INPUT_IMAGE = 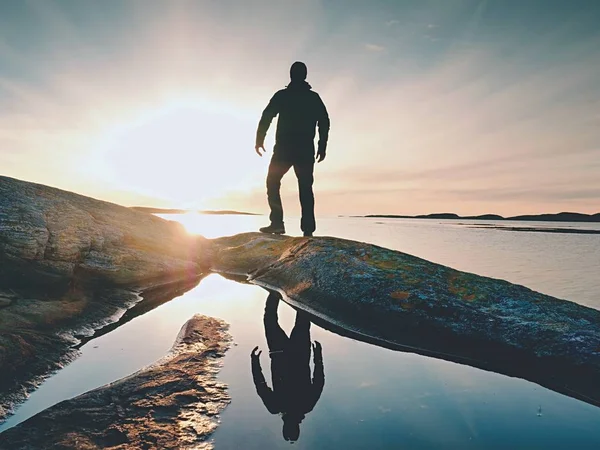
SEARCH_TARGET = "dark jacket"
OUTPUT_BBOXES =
[256,81,330,158]
[252,351,324,417]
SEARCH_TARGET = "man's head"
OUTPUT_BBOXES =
[282,413,304,442]
[290,61,307,82]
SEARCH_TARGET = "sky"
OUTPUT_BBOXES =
[1,0,599,216]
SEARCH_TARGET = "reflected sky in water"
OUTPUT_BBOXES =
[2,216,600,448]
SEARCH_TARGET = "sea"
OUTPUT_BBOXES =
[1,214,599,449]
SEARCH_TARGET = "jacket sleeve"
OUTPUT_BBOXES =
[251,356,280,414]
[256,92,280,147]
[306,352,325,413]
[316,94,330,153]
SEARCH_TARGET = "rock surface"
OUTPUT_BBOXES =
[0,176,208,421]
[0,314,231,450]
[210,232,600,407]
[0,175,207,289]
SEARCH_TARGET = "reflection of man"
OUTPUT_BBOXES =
[251,292,325,443]
[255,61,330,237]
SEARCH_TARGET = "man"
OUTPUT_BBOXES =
[251,292,324,443]
[255,61,330,237]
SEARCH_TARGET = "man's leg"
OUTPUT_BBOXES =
[264,292,289,353]
[263,292,288,395]
[289,312,312,386]
[293,161,316,235]
[266,155,292,228]
[289,312,311,360]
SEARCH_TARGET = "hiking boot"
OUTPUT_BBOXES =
[259,224,286,235]
[303,232,313,237]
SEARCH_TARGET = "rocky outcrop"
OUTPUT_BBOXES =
[0,315,231,450]
[2,173,600,445]
[210,233,600,408]
[0,176,208,289]
[0,176,209,421]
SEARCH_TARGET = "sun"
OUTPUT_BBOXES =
[86,98,264,208]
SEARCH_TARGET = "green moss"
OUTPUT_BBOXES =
[390,290,410,300]
[362,250,416,272]
[447,271,485,302]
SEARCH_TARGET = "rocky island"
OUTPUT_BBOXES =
[1,175,599,448]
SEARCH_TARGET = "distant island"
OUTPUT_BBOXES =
[131,207,259,216]
[360,212,600,223]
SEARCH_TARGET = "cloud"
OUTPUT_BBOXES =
[364,43,385,52]
[1,0,599,215]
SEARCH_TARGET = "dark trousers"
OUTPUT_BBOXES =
[264,293,311,359]
[266,153,315,234]
[264,293,312,392]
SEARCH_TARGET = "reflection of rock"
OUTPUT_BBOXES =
[0,279,202,422]
[210,233,600,408]
[0,315,231,450]
[0,176,209,421]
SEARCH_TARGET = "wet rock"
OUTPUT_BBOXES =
[0,176,209,422]
[0,279,202,422]
[0,315,231,450]
[210,233,600,408]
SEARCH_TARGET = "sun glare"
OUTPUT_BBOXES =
[160,212,263,238]
[86,98,263,209]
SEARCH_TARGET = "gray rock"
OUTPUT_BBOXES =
[0,315,231,450]
[0,175,208,289]
[0,176,209,422]
[210,233,600,408]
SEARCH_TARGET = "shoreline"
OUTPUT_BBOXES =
[359,212,600,223]
[466,225,600,235]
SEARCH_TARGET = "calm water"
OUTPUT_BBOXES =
[1,215,599,449]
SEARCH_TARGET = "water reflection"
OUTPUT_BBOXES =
[251,292,325,443]
[3,273,599,448]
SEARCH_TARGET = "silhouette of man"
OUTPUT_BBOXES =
[255,61,330,237]
[251,292,325,443]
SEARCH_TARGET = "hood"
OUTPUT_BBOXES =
[286,80,312,90]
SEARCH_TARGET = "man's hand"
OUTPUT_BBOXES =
[312,341,323,361]
[251,346,262,360]
[316,149,326,163]
[255,145,266,157]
